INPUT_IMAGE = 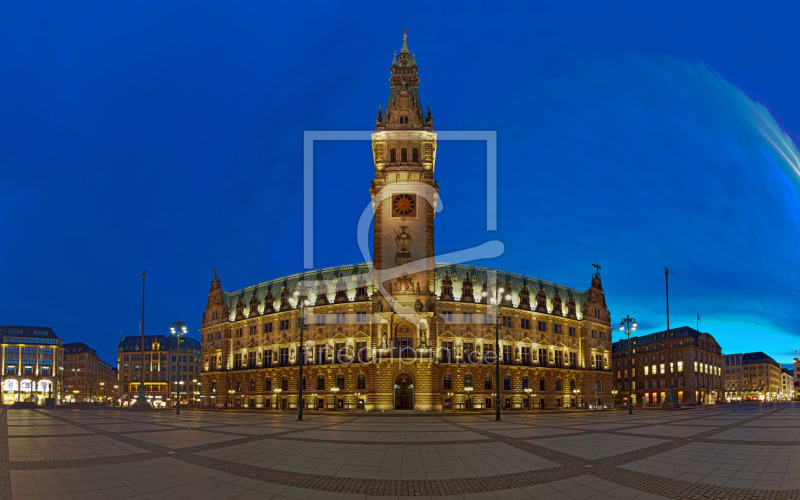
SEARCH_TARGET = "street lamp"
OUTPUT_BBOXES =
[228,388,235,408]
[113,385,119,406]
[572,388,580,408]
[292,290,315,421]
[482,276,511,422]
[620,315,637,415]
[170,320,188,415]
[331,386,340,410]
[611,389,618,409]
[524,387,533,412]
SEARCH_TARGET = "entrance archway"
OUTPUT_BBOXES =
[394,373,414,410]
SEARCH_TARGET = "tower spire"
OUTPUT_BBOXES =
[401,30,409,53]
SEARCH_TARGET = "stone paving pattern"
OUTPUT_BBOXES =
[2,403,800,499]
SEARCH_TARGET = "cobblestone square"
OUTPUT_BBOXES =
[2,403,799,499]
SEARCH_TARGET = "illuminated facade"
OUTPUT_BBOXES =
[117,335,201,408]
[199,35,614,411]
[612,326,724,406]
[780,368,793,401]
[63,342,115,403]
[724,352,781,402]
[0,326,63,405]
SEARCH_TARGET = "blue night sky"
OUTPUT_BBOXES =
[1,2,799,366]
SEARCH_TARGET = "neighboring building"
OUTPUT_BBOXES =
[780,368,793,401]
[63,342,116,403]
[117,335,201,408]
[199,34,615,412]
[0,326,63,405]
[612,326,724,406]
[724,352,781,401]
[794,358,800,400]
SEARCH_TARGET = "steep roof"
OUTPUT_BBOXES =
[612,326,717,351]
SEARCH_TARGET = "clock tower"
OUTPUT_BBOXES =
[371,33,437,320]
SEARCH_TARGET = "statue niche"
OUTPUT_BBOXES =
[395,225,412,266]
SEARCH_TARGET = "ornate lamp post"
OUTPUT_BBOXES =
[291,290,315,421]
[170,320,188,415]
[620,315,637,415]
[611,389,618,409]
[524,387,533,412]
[482,277,510,422]
[228,388,235,408]
[572,388,581,408]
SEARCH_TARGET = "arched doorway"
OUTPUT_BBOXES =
[394,373,414,410]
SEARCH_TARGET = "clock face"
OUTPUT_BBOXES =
[392,194,416,217]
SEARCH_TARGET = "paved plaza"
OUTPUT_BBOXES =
[2,403,800,499]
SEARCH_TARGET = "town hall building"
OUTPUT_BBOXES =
[198,35,614,411]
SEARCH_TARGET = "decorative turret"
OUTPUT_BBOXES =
[535,282,548,313]
[566,292,578,319]
[334,274,348,304]
[519,281,531,310]
[552,289,563,317]
[202,268,228,327]
[235,293,245,321]
[279,282,292,310]
[355,271,369,301]
[263,286,275,314]
[249,288,260,317]
[479,280,489,304]
[461,273,474,302]
[375,32,431,132]
[315,273,329,305]
[582,262,611,325]
[501,279,513,307]
[440,271,453,301]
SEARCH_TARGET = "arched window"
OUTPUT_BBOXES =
[401,148,408,162]
[464,374,473,387]
[265,377,271,391]
[336,374,345,390]
[357,373,366,390]
[249,378,255,391]
[503,375,511,391]
[569,378,576,391]
[522,376,529,389]
[281,376,288,391]
[390,148,396,162]
[539,377,546,391]
[443,373,452,390]
[211,379,217,392]
[412,148,419,162]
[555,378,562,392]
[317,375,325,390]
[484,374,493,390]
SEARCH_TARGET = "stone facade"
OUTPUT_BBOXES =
[63,342,115,403]
[612,326,724,406]
[199,35,614,411]
[724,352,782,402]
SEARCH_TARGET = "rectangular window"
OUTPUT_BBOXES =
[264,323,273,333]
[441,311,453,323]
[538,349,547,366]
[502,316,512,327]
[644,366,649,376]
[280,348,289,366]
[502,345,513,364]
[537,321,547,332]
[553,324,562,334]
[554,351,562,368]
[568,326,576,336]
[570,352,577,368]
[463,343,475,363]
[520,318,530,329]
[336,313,346,324]
[463,312,473,323]
[356,311,367,323]
[315,345,326,364]
[520,346,531,365]
[279,319,290,330]
[316,314,328,325]
[596,354,603,369]
[660,363,665,374]
[441,342,454,362]
[356,341,367,360]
